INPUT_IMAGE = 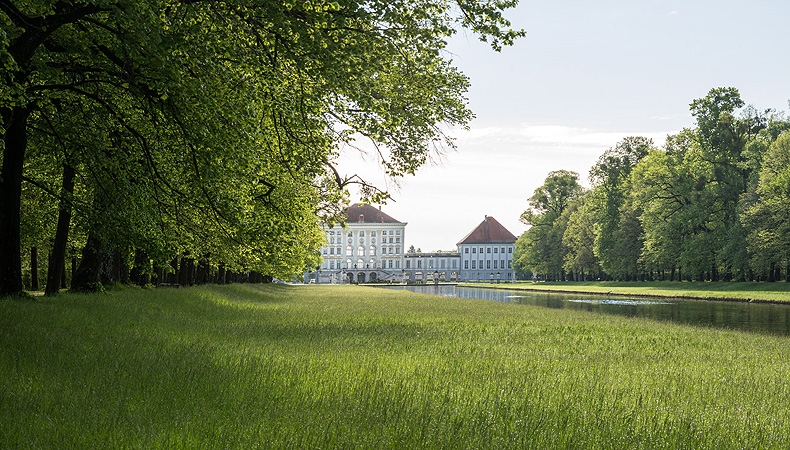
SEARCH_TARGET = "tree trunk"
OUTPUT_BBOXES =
[167,257,178,284]
[218,264,226,284]
[71,233,105,292]
[0,107,31,296]
[71,257,77,288]
[30,247,39,291]
[130,249,150,287]
[178,255,189,286]
[195,257,210,285]
[45,163,76,295]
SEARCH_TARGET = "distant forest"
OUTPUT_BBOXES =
[513,87,790,282]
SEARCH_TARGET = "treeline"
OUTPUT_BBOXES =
[1,1,523,296]
[514,88,790,282]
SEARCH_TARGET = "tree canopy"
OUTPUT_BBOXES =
[1,0,524,295]
[515,88,790,282]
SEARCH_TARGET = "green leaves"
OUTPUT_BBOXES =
[2,0,525,292]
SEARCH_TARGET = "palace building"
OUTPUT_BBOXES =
[307,205,517,283]
[313,203,407,284]
[457,215,517,282]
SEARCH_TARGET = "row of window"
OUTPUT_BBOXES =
[464,260,512,270]
[405,259,458,269]
[463,246,513,254]
[329,237,400,244]
[323,246,402,256]
[322,260,402,270]
[326,230,401,237]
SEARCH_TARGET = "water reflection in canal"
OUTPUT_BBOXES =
[377,284,790,336]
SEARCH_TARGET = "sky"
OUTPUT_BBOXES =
[336,0,790,251]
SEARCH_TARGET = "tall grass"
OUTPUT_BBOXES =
[2,284,790,448]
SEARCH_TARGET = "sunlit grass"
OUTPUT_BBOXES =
[473,280,790,303]
[2,284,790,448]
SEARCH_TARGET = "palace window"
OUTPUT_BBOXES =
[487,261,491,269]
[472,248,476,254]
[396,260,400,269]
[464,248,469,253]
[406,260,411,269]
[465,261,469,269]
[487,247,491,253]
[357,246,364,257]
[472,261,476,269]
[493,247,498,253]
[494,260,498,269]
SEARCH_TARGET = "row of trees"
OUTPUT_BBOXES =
[1,0,524,296]
[514,88,790,282]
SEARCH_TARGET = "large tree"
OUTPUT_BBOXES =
[588,136,652,279]
[1,0,524,295]
[514,170,583,280]
[742,131,790,280]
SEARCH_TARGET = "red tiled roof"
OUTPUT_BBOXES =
[343,203,403,224]
[457,216,516,245]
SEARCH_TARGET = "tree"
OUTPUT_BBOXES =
[561,194,599,280]
[742,131,790,280]
[1,0,525,295]
[588,137,652,279]
[514,170,583,280]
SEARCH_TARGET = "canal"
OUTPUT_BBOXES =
[376,284,790,336]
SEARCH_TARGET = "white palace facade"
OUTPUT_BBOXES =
[307,204,517,284]
[313,203,406,284]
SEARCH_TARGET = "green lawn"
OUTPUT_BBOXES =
[461,280,790,303]
[2,284,790,448]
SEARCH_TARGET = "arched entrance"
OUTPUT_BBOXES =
[358,272,366,283]
[347,272,354,283]
[369,272,378,283]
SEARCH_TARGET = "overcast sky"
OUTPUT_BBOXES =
[337,0,790,251]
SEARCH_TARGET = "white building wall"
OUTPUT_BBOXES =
[459,243,515,282]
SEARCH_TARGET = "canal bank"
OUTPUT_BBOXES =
[378,284,790,335]
[456,281,790,304]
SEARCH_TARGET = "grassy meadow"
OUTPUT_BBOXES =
[2,284,790,449]
[467,280,790,303]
